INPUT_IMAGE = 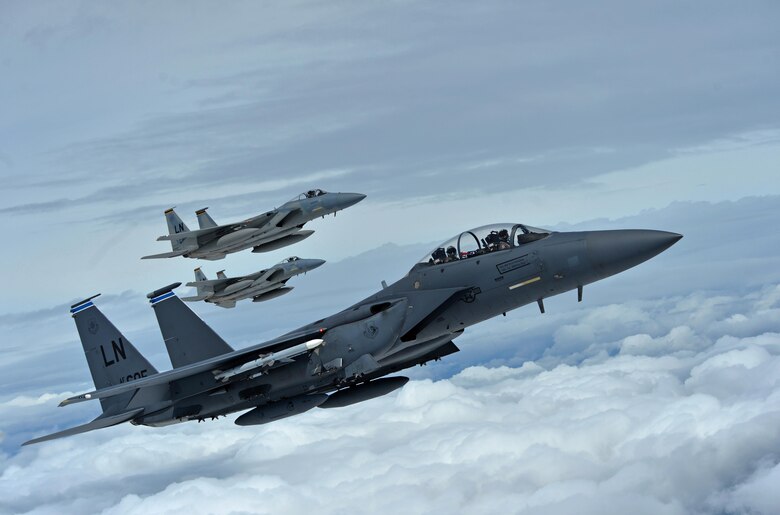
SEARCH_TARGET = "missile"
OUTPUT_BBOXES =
[213,338,324,382]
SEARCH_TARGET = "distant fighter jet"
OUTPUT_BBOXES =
[141,189,365,260]
[25,223,681,445]
[182,256,326,308]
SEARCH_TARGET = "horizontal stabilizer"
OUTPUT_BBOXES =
[155,225,225,241]
[185,279,231,288]
[141,249,195,259]
[59,327,329,406]
[181,294,213,302]
[22,408,143,446]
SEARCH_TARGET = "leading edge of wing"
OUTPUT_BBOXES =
[59,327,327,407]
[22,408,144,446]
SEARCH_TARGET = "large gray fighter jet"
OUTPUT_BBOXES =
[182,256,326,308]
[24,224,681,445]
[141,189,365,260]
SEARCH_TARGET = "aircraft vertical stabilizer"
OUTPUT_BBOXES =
[163,208,198,253]
[165,208,189,235]
[196,207,218,229]
[194,267,208,282]
[148,284,234,368]
[70,295,159,414]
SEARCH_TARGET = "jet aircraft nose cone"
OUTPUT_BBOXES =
[586,230,682,278]
[339,192,367,208]
[307,259,326,270]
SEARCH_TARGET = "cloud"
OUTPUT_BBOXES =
[11,297,780,513]
[4,1,780,218]
[3,277,780,514]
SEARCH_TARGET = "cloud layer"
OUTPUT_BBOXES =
[2,282,779,515]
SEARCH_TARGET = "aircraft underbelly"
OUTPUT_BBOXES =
[194,226,301,258]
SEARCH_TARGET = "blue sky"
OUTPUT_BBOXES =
[1,2,780,514]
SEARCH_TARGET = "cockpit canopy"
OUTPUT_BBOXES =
[418,223,551,265]
[291,189,327,201]
[280,256,300,263]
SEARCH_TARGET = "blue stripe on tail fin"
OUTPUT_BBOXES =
[70,296,158,414]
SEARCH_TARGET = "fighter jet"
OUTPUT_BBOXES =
[24,223,681,445]
[141,189,365,260]
[182,256,326,308]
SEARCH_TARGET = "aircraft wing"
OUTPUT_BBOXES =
[22,408,144,446]
[59,327,326,407]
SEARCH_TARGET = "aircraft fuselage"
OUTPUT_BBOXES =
[136,228,681,426]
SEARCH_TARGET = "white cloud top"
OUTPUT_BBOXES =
[3,281,779,515]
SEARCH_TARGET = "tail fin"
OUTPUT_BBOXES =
[216,270,227,280]
[70,295,158,414]
[189,267,212,300]
[148,284,234,368]
[194,267,207,282]
[164,208,197,252]
[165,208,190,235]
[196,207,218,229]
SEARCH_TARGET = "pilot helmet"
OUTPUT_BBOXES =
[446,246,457,256]
[498,229,509,240]
[432,247,446,261]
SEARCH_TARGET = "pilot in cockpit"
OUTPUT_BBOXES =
[498,229,511,249]
[445,246,459,262]
[430,247,447,264]
[485,229,511,252]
